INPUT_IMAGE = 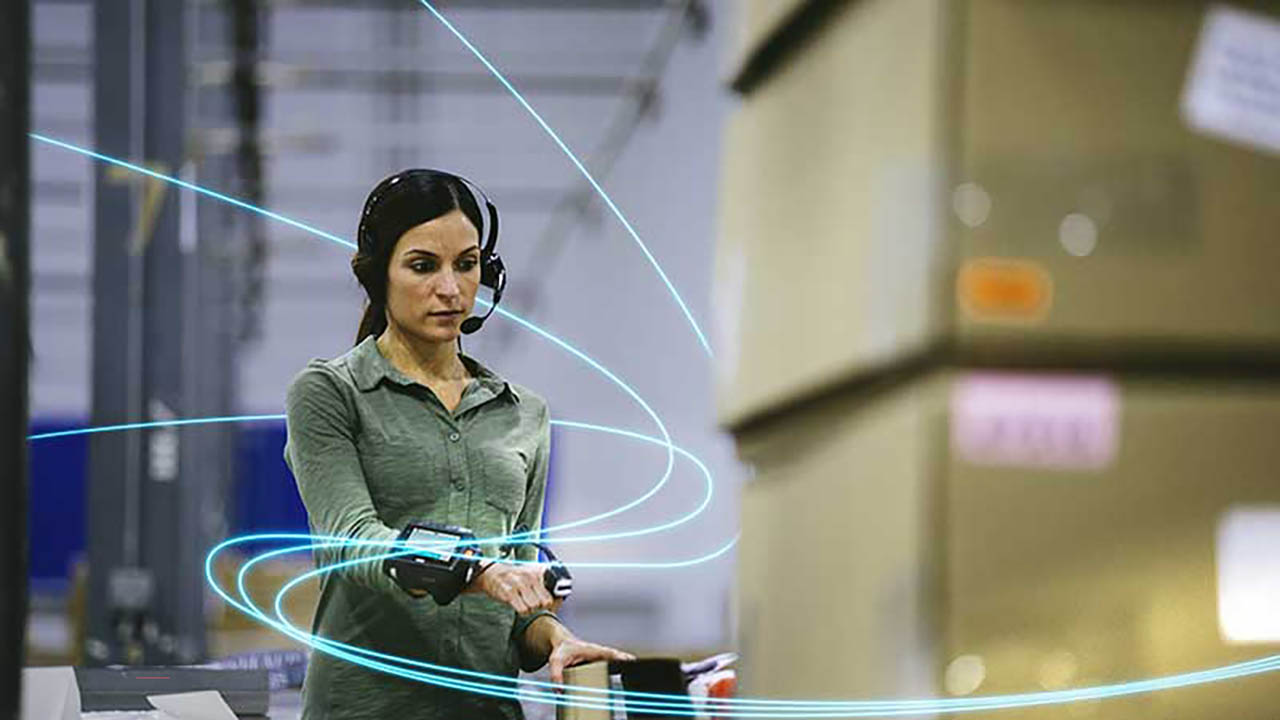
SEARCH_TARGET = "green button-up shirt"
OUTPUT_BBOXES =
[283,336,552,720]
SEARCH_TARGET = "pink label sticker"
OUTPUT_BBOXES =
[950,373,1120,471]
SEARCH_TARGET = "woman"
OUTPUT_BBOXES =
[284,169,632,719]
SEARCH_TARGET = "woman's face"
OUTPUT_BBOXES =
[383,208,481,344]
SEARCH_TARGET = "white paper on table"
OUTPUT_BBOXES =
[20,666,80,720]
[145,691,238,720]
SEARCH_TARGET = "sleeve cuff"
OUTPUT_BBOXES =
[512,609,561,672]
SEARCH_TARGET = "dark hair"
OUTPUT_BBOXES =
[351,171,485,345]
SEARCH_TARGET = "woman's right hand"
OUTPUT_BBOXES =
[471,562,557,614]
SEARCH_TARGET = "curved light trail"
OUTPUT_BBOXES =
[23,0,1280,715]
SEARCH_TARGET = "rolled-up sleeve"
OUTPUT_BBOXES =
[284,364,400,594]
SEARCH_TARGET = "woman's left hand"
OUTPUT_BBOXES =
[548,634,635,685]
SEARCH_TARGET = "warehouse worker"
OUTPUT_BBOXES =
[284,169,632,719]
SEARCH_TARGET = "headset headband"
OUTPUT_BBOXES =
[359,168,499,259]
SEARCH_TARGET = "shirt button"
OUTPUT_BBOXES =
[448,432,461,442]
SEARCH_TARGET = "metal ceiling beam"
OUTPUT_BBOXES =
[35,56,648,97]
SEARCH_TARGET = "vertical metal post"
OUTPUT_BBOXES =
[89,0,150,666]
[0,0,32,712]
[90,0,207,666]
[141,0,205,666]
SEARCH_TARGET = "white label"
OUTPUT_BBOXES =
[1217,507,1280,644]
[951,373,1119,471]
[149,399,179,482]
[1181,5,1280,156]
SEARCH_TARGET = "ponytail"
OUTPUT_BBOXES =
[355,300,387,346]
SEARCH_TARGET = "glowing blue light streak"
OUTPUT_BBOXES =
[28,0,1280,706]
[31,416,714,550]
[207,533,1280,717]
[201,428,1280,717]
[203,417,737,713]
[25,414,285,441]
[415,0,714,358]
[29,134,353,249]
[26,132,679,546]
[32,132,1280,718]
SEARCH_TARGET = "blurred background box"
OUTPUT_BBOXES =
[946,372,1280,719]
[734,371,946,701]
[715,0,951,426]
[725,0,813,78]
[715,0,1280,427]
[207,554,317,658]
[952,0,1280,364]
[734,369,1280,717]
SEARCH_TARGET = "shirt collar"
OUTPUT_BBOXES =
[348,335,520,403]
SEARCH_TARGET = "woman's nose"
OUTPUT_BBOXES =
[435,271,462,297]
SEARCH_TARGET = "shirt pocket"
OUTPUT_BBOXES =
[478,449,528,538]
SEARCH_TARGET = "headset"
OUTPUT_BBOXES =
[357,169,507,335]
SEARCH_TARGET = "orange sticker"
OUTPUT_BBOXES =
[958,258,1053,322]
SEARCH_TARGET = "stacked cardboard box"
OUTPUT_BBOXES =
[715,0,1280,425]
[720,1,1280,717]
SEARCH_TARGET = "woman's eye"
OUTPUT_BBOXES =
[457,258,478,272]
[410,261,437,273]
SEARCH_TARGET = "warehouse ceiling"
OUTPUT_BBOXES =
[29,0,710,413]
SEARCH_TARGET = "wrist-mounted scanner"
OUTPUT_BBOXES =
[383,521,572,605]
[383,522,481,605]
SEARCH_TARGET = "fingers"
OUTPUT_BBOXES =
[549,653,566,685]
[607,646,637,662]
[476,562,557,613]
[574,642,634,664]
[488,574,523,613]
[528,569,555,610]
[558,642,637,675]
[504,570,547,614]
[513,583,542,615]
[507,565,554,613]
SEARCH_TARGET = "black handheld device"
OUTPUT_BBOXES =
[384,522,573,604]
[382,522,482,605]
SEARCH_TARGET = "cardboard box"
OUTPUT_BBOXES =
[556,661,610,720]
[952,1,1280,362]
[734,373,946,700]
[734,371,1280,716]
[946,372,1280,719]
[725,0,813,81]
[715,0,950,426]
[714,0,1280,426]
